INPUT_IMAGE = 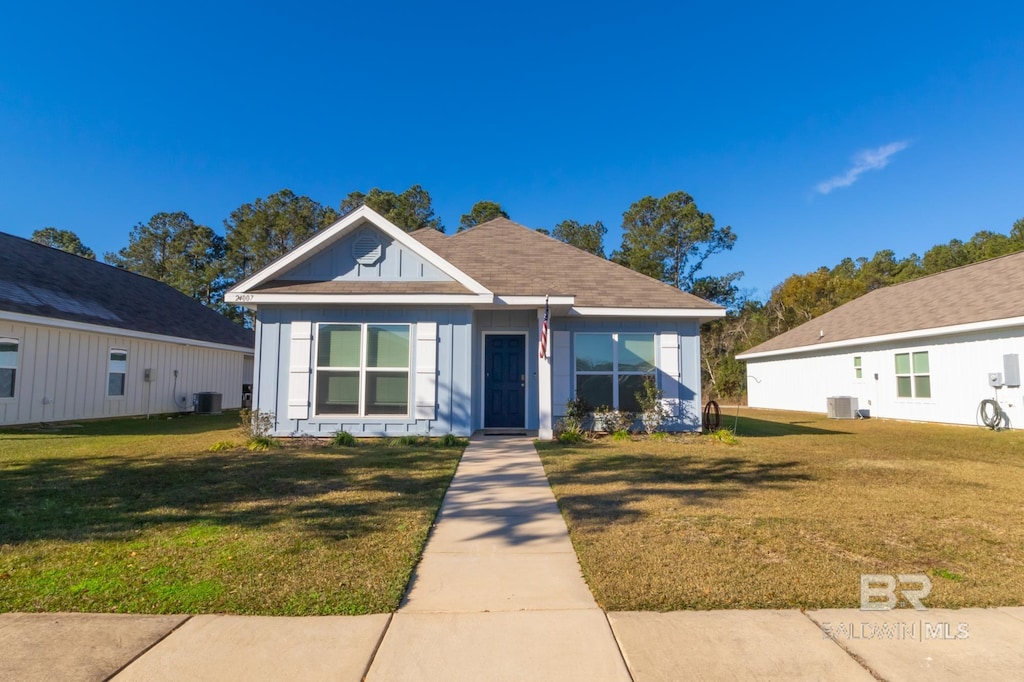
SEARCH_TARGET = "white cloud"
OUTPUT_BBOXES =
[815,141,910,194]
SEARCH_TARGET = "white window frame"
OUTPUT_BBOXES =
[0,337,19,401]
[108,348,128,398]
[313,322,412,418]
[853,355,863,381]
[573,332,656,411]
[895,350,930,399]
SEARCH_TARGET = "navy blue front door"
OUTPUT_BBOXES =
[484,335,526,428]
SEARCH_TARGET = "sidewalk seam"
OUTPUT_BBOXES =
[102,615,193,682]
[602,611,636,682]
[799,610,888,682]
[359,612,393,682]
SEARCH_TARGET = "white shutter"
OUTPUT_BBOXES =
[659,332,680,417]
[288,321,313,420]
[552,331,571,416]
[415,322,438,420]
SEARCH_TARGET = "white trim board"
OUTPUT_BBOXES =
[737,315,1024,361]
[227,205,492,296]
[226,293,494,307]
[0,310,253,354]
[570,307,725,319]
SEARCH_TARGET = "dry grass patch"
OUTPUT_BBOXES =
[0,414,462,615]
[537,409,1024,610]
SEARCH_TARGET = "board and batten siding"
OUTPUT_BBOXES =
[0,319,250,426]
[548,316,703,432]
[744,325,1024,428]
[254,306,473,437]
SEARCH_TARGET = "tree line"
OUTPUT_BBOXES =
[702,216,1024,400]
[30,186,738,325]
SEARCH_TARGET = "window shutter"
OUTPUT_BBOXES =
[552,331,571,416]
[288,322,313,420]
[659,332,680,417]
[415,322,438,420]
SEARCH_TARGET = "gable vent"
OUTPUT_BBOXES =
[353,232,384,266]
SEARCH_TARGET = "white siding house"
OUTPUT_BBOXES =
[0,232,254,426]
[737,251,1024,428]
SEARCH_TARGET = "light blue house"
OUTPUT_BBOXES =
[227,206,723,438]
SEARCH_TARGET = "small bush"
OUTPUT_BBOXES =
[434,434,468,448]
[649,431,669,441]
[247,436,282,451]
[331,431,357,447]
[611,430,631,441]
[709,428,738,445]
[558,430,585,444]
[208,440,238,452]
[388,435,424,447]
[594,405,634,434]
[635,377,669,435]
[240,409,275,440]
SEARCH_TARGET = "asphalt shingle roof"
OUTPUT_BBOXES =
[410,218,721,309]
[0,232,254,349]
[740,249,1024,357]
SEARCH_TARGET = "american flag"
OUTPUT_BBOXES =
[539,296,549,359]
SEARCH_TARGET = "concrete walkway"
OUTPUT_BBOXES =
[364,435,631,681]
[4,435,1024,681]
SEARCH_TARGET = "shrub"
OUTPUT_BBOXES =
[709,428,738,445]
[247,436,282,451]
[635,377,669,435]
[611,430,631,441]
[331,431,357,447]
[434,434,468,448]
[208,440,238,452]
[649,431,669,441]
[559,395,593,438]
[240,409,275,440]
[594,405,634,434]
[558,430,585,444]
[388,435,424,447]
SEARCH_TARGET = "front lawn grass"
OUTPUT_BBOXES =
[0,414,463,615]
[537,409,1024,611]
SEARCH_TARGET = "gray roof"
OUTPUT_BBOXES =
[739,249,1024,357]
[410,218,722,310]
[0,232,253,349]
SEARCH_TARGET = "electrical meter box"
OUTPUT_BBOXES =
[1003,354,1021,387]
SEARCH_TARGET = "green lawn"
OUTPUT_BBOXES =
[0,414,463,615]
[537,409,1024,611]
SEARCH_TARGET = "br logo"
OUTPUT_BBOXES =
[860,574,932,611]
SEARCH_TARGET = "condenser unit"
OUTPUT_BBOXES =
[827,396,858,420]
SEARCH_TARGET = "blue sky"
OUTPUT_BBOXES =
[2,2,1022,299]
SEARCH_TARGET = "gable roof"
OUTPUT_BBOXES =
[409,218,722,310]
[738,249,1024,359]
[229,205,490,296]
[0,232,253,350]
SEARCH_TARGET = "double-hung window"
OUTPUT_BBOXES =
[108,349,128,397]
[854,356,862,380]
[0,338,18,399]
[316,324,410,416]
[575,333,655,412]
[895,351,930,398]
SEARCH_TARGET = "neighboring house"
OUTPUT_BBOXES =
[737,251,1024,428]
[226,206,724,438]
[0,232,254,426]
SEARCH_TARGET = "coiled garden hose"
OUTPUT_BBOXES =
[702,400,721,432]
[978,399,1006,430]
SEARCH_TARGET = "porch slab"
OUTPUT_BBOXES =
[0,612,188,682]
[425,514,577,554]
[114,614,389,682]
[608,610,873,681]
[366,610,631,682]
[805,608,1024,681]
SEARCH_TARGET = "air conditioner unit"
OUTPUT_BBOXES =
[827,396,858,420]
